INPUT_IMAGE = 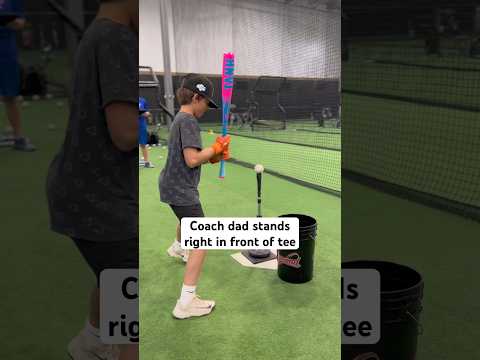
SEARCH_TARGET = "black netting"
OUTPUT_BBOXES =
[342,2,480,219]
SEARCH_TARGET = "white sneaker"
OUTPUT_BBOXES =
[172,295,216,319]
[0,136,14,147]
[67,329,120,360]
[167,240,189,262]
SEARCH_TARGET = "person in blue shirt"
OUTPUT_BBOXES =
[0,0,35,151]
[138,97,154,168]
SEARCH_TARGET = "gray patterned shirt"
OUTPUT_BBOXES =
[159,112,203,206]
[46,19,138,242]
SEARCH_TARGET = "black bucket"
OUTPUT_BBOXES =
[277,214,317,284]
[342,261,424,360]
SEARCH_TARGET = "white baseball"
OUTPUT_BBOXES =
[254,164,264,174]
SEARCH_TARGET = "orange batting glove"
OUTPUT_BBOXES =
[211,135,230,155]
[223,144,230,160]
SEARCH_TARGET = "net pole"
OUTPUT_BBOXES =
[159,0,175,129]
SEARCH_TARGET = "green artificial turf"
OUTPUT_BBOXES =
[19,49,71,92]
[158,125,341,193]
[342,40,480,210]
[1,99,95,358]
[343,59,480,110]
[342,93,480,208]
[200,122,341,150]
[202,131,341,193]
[344,40,480,112]
[349,40,480,68]
[140,149,341,360]
[342,179,480,359]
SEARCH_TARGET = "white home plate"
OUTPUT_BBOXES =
[231,252,278,270]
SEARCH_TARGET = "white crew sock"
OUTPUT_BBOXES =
[172,239,182,252]
[84,319,100,338]
[179,284,196,306]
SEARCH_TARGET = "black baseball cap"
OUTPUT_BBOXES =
[181,74,219,109]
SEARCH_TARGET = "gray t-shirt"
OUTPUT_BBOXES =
[159,112,203,206]
[46,19,138,242]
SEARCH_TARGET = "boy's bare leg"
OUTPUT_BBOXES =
[3,96,21,138]
[68,287,120,358]
[176,223,181,242]
[140,145,149,162]
[183,249,207,286]
[3,96,35,151]
[119,345,138,360]
[173,249,214,318]
[89,287,100,328]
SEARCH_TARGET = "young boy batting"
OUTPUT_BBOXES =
[159,74,230,319]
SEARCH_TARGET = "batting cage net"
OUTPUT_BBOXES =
[148,0,341,195]
[342,2,480,220]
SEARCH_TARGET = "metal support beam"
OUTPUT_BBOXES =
[48,0,85,36]
[159,0,175,128]
[52,0,85,98]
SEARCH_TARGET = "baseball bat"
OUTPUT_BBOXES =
[219,53,235,179]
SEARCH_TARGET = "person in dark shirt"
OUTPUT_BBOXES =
[46,1,139,359]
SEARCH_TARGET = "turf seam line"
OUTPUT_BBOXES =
[157,134,341,195]
[373,59,480,73]
[342,89,480,113]
[295,128,341,135]
[230,158,341,197]
[201,129,341,152]
[343,169,480,222]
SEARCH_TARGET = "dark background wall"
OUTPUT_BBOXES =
[139,74,340,124]
[19,0,99,50]
[343,0,480,37]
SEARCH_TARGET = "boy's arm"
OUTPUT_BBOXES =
[105,102,138,152]
[98,28,138,152]
[183,147,216,168]
[183,136,230,168]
